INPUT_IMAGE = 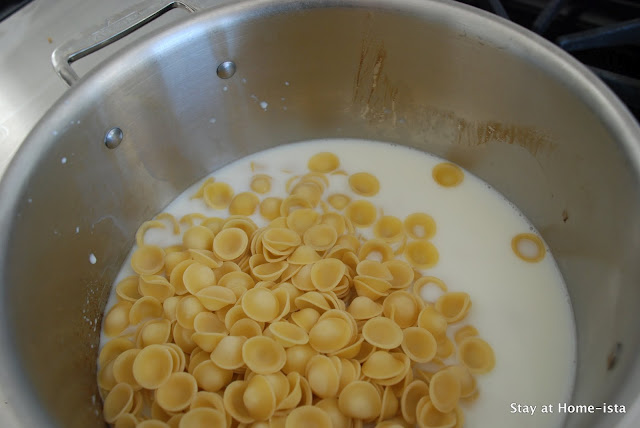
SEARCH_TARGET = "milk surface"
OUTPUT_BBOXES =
[101,139,576,427]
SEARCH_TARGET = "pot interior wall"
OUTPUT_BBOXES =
[1,1,639,427]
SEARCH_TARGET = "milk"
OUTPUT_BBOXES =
[101,139,576,427]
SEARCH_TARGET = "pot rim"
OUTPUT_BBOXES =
[0,0,639,426]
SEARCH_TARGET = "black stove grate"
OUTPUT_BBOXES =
[456,0,640,120]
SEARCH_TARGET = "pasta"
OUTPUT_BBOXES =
[432,162,464,187]
[98,150,495,428]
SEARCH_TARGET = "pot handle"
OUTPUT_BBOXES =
[51,0,204,86]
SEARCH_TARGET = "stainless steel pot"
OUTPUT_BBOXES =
[1,0,639,426]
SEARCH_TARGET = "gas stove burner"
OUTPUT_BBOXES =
[457,0,640,120]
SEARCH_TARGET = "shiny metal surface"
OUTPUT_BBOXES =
[51,0,205,86]
[1,0,640,427]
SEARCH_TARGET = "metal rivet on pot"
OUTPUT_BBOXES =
[104,127,123,149]
[216,61,236,79]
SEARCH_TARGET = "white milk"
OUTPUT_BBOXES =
[101,139,576,427]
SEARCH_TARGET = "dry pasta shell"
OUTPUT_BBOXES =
[337,358,358,393]
[376,418,411,428]
[362,351,406,380]
[316,397,351,428]
[223,380,255,424]
[138,420,170,428]
[242,336,286,375]
[131,245,165,275]
[116,276,142,302]
[230,318,263,338]
[457,337,495,374]
[182,263,216,295]
[453,325,479,344]
[379,386,399,423]
[359,239,394,263]
[103,302,132,337]
[187,349,210,374]
[268,322,309,348]
[242,287,280,323]
[383,260,414,289]
[99,338,135,367]
[213,260,241,279]
[183,225,215,251]
[277,372,302,410]
[132,344,173,389]
[287,246,321,265]
[169,259,195,295]
[348,296,383,320]
[162,296,181,322]
[338,381,381,420]
[416,401,457,428]
[129,296,162,325]
[196,286,237,311]
[432,162,464,188]
[418,306,448,342]
[435,292,471,323]
[190,390,226,412]
[308,152,340,173]
[175,296,206,330]
[261,372,289,409]
[428,369,461,413]
[291,264,315,291]
[356,260,393,280]
[114,413,137,428]
[259,197,283,221]
[98,359,117,392]
[250,174,272,194]
[362,317,403,350]
[294,291,331,312]
[164,343,186,373]
[213,227,248,261]
[262,227,301,253]
[282,344,317,375]
[188,249,223,269]
[353,338,377,363]
[173,323,198,354]
[150,399,173,423]
[112,349,141,390]
[211,335,247,370]
[346,200,377,228]
[401,327,437,363]
[136,318,172,348]
[290,308,321,332]
[320,212,347,236]
[305,355,340,398]
[285,405,332,428]
[192,332,227,353]
[229,192,260,216]
[303,224,338,251]
[310,258,345,292]
[224,305,250,331]
[203,182,234,209]
[405,240,439,269]
[329,336,364,359]
[291,181,323,207]
[201,217,225,235]
[349,172,380,197]
[193,360,233,393]
[253,260,289,282]
[373,216,404,243]
[404,213,436,240]
[354,276,391,301]
[436,337,455,359]
[413,276,448,303]
[443,365,476,398]
[308,317,351,354]
[280,195,313,217]
[156,372,197,412]
[180,213,207,227]
[286,208,320,235]
[139,275,175,302]
[383,291,422,328]
[375,353,411,387]
[103,383,134,423]
[180,408,226,428]
[165,251,191,276]
[243,374,277,421]
[327,194,351,211]
[401,380,430,424]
